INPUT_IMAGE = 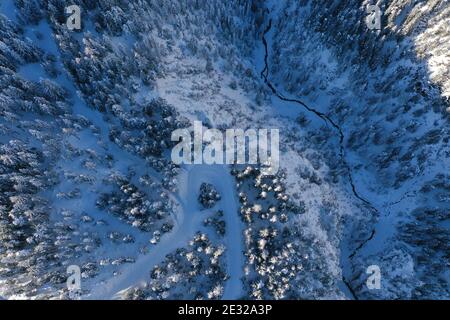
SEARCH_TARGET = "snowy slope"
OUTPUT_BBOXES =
[0,0,448,300]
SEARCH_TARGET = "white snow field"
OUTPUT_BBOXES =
[88,164,244,299]
[0,0,449,300]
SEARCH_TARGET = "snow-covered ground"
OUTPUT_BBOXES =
[88,164,244,299]
[1,0,448,300]
[0,0,18,22]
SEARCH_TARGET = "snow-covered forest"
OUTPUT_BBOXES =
[0,0,448,300]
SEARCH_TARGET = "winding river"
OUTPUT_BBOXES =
[259,17,381,300]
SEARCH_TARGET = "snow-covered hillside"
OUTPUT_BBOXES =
[0,0,448,300]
